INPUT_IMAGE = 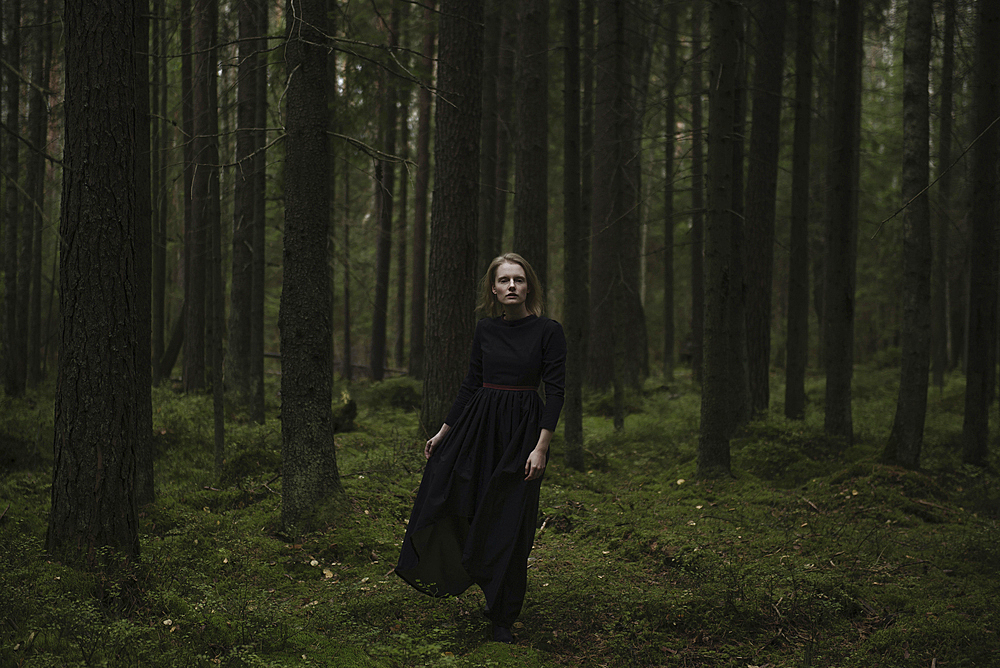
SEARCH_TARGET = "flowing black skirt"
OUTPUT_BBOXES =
[395,386,544,625]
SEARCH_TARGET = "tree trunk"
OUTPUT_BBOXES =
[135,0,155,504]
[698,0,741,478]
[420,0,483,431]
[250,0,268,422]
[229,0,266,412]
[931,0,955,389]
[662,2,678,382]
[152,0,167,386]
[3,0,24,397]
[281,0,343,529]
[408,1,435,379]
[395,88,410,369]
[513,0,549,289]
[883,0,932,469]
[370,10,401,383]
[479,0,503,275]
[962,0,1000,467]
[745,0,786,416]
[48,0,141,565]
[563,0,585,470]
[823,0,862,445]
[784,0,813,420]
[493,6,516,244]
[25,0,51,387]
[689,0,705,384]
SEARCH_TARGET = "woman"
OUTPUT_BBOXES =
[395,253,566,644]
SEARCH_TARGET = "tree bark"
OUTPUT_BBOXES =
[408,1,436,379]
[662,2,678,382]
[370,10,401,383]
[962,0,1000,467]
[48,0,141,565]
[3,0,24,397]
[479,0,503,275]
[784,0,813,420]
[931,0,955,389]
[229,0,266,412]
[152,0,167,386]
[745,0,786,416]
[884,0,932,469]
[823,0,862,445]
[689,0,705,384]
[420,0,483,431]
[698,0,741,478]
[281,0,343,529]
[563,0,585,470]
[513,0,549,289]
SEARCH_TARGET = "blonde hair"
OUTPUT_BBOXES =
[477,252,545,318]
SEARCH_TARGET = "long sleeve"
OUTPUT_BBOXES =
[539,320,566,431]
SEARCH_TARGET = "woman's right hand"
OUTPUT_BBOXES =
[424,424,451,459]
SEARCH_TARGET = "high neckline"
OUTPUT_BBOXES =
[500,313,537,327]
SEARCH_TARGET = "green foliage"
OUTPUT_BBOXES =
[2,366,998,666]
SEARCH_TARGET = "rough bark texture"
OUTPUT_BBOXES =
[784,0,813,420]
[281,0,343,529]
[563,0,585,470]
[962,0,1000,467]
[513,0,549,290]
[698,0,740,478]
[408,1,435,379]
[420,0,483,432]
[47,0,141,565]
[884,0,932,469]
[823,0,862,445]
[745,0,786,416]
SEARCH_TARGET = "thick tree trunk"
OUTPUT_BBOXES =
[152,0,167,386]
[513,0,549,289]
[962,0,1000,467]
[408,1,435,379]
[745,0,786,416]
[884,0,932,469]
[823,0,862,445]
[420,0,483,431]
[493,6,516,244]
[784,0,813,420]
[563,0,585,470]
[48,0,141,565]
[698,0,741,478]
[281,0,343,529]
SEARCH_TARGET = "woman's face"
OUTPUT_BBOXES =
[492,262,529,312]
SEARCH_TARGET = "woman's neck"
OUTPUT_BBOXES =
[502,305,530,321]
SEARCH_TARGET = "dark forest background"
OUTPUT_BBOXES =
[1,0,999,616]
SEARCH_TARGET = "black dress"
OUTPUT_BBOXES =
[395,314,566,627]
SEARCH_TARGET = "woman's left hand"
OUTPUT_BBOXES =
[524,448,546,481]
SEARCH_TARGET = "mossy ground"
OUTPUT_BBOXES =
[1,368,998,667]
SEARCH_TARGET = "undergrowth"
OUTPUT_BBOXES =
[0,368,998,666]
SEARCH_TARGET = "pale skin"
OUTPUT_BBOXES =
[424,262,551,481]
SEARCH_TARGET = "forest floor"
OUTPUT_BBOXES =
[1,366,998,667]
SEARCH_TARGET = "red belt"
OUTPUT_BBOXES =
[483,382,537,391]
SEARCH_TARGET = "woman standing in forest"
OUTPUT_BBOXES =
[395,253,566,644]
